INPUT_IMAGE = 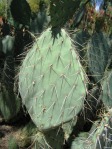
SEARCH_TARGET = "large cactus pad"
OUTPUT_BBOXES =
[19,28,87,131]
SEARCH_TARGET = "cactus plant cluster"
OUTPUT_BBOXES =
[1,0,112,148]
[15,0,112,148]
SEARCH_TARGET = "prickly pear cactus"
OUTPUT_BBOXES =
[87,32,111,82]
[100,70,112,108]
[19,28,87,131]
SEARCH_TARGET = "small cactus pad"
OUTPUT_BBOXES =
[19,28,87,131]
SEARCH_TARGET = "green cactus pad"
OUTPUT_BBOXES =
[87,32,111,82]
[100,71,112,107]
[19,28,87,131]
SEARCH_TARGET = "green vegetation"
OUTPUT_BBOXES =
[0,0,112,148]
